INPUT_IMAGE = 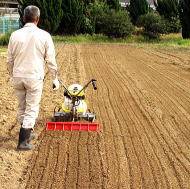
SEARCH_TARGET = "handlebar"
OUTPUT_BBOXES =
[58,79,97,96]
[92,79,97,90]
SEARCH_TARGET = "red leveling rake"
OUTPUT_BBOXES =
[46,122,100,131]
[46,79,100,132]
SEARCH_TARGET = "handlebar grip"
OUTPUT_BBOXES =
[92,79,97,90]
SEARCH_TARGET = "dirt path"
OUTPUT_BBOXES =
[0,44,190,189]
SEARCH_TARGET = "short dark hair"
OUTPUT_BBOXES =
[24,5,40,23]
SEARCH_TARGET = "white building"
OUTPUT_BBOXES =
[0,0,19,34]
[120,0,157,9]
[0,0,19,16]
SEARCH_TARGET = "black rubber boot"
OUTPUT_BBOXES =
[17,128,34,151]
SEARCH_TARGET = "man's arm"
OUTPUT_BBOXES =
[45,34,58,80]
[7,35,14,77]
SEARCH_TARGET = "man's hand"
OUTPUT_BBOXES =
[52,78,60,90]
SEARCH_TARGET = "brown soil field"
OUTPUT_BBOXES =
[0,43,190,189]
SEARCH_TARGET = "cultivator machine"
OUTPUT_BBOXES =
[46,79,100,131]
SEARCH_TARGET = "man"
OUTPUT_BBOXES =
[7,5,60,150]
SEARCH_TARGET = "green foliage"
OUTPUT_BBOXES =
[18,0,63,34]
[107,0,121,11]
[81,17,94,34]
[155,0,179,20]
[52,33,190,49]
[52,34,190,50]
[137,12,167,39]
[0,31,12,46]
[155,0,180,33]
[86,2,134,37]
[58,0,84,34]
[101,10,134,38]
[85,1,109,34]
[179,0,190,39]
[164,16,181,33]
[127,0,149,24]
[53,34,110,43]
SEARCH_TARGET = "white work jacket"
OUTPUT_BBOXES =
[7,23,57,80]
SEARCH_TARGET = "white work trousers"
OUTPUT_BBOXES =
[12,77,43,129]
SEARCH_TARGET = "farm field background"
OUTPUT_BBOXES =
[0,43,190,188]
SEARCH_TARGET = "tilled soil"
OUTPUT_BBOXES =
[0,44,190,189]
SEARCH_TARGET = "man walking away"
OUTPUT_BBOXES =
[7,5,60,151]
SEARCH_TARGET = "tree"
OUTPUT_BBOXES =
[137,12,167,39]
[127,0,149,24]
[155,0,180,33]
[102,10,134,38]
[85,1,109,34]
[58,0,85,34]
[18,0,63,34]
[107,0,121,11]
[155,0,179,20]
[179,0,190,38]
